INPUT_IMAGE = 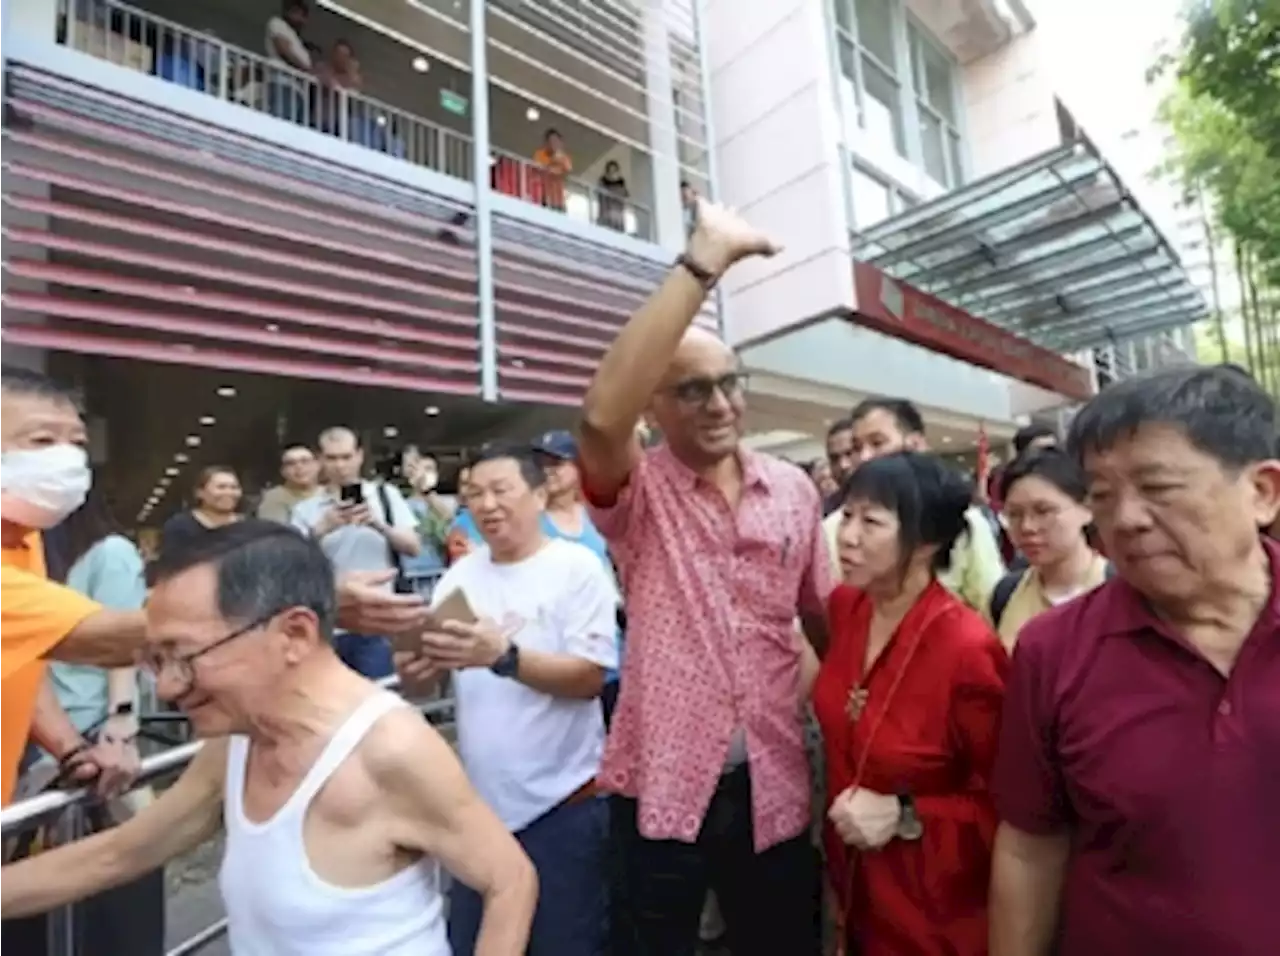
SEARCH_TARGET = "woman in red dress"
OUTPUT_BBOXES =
[813,452,1008,956]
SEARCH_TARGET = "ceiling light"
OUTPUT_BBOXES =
[425,405,440,416]
[217,386,236,398]
[265,323,280,333]
[159,478,171,489]
[412,55,429,73]
[186,435,201,447]
[941,436,953,444]
[174,453,189,463]
[165,467,179,476]
[383,426,399,438]
[525,106,540,122]
[199,415,216,426]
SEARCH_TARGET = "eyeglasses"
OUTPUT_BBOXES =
[664,371,750,408]
[1003,504,1066,528]
[137,609,280,690]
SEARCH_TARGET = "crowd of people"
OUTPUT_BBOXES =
[1,200,1278,956]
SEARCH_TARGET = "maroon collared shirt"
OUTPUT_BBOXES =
[993,537,1280,956]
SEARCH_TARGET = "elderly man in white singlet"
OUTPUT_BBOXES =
[0,520,537,956]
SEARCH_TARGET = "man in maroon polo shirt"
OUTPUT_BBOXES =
[990,365,1280,956]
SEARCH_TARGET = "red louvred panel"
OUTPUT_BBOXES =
[2,81,482,394]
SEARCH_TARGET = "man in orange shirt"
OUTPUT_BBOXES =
[0,368,454,807]
[0,368,159,806]
[532,128,572,212]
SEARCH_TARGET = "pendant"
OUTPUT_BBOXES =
[846,685,869,722]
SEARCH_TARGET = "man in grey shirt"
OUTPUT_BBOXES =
[292,426,420,678]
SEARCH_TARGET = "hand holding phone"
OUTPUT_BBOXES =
[389,588,478,657]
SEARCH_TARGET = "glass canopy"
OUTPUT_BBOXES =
[851,141,1209,353]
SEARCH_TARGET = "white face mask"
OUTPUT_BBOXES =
[0,445,92,530]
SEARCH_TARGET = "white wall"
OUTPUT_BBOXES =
[705,0,854,344]
[958,28,1059,178]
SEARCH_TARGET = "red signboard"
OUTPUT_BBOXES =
[852,261,1095,402]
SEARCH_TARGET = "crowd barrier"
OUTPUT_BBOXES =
[2,674,457,956]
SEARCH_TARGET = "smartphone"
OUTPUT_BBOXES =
[340,483,363,504]
[433,588,478,626]
[389,588,479,656]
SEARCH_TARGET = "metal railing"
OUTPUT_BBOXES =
[55,0,655,239]
[2,675,456,956]
[489,145,653,240]
[60,0,473,180]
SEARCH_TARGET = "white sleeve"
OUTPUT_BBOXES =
[291,499,318,536]
[557,551,620,669]
[385,485,418,530]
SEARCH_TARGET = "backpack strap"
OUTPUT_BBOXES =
[989,571,1025,629]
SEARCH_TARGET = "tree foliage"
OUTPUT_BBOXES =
[1157,0,1280,388]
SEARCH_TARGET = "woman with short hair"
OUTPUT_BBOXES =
[814,452,1007,956]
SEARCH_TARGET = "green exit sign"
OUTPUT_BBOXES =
[440,89,469,116]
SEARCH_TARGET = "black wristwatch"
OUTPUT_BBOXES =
[490,642,521,679]
[896,792,924,841]
[675,253,718,291]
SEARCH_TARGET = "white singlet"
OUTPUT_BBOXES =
[218,692,450,956]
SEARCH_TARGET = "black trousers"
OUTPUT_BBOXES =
[610,765,821,956]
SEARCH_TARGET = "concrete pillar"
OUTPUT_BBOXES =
[644,1,685,251]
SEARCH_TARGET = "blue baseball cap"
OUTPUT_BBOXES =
[532,429,577,460]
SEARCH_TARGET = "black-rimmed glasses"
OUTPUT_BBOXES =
[663,371,750,408]
[136,609,281,690]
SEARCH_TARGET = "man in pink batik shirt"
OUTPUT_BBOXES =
[578,201,833,956]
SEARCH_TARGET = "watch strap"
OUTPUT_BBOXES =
[675,253,718,291]
[490,642,520,679]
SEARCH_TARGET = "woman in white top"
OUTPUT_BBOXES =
[990,449,1110,649]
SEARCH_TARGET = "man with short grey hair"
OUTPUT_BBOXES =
[991,366,1280,956]
[293,427,420,678]
[0,520,537,954]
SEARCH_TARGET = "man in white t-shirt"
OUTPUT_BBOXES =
[264,1,312,122]
[398,443,618,956]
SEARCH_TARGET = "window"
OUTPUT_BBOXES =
[833,0,967,185]
[851,166,893,228]
[850,164,916,230]
[860,57,906,156]
[834,0,908,159]
[854,0,896,66]
[908,23,963,186]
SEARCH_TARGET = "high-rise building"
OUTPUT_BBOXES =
[711,0,1205,460]
[0,0,1205,518]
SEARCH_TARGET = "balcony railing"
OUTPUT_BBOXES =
[489,146,653,240]
[55,0,654,240]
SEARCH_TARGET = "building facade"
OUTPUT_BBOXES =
[707,0,1205,461]
[0,0,1205,516]
[1,0,717,521]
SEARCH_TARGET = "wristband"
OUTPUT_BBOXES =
[56,739,90,768]
[675,253,718,291]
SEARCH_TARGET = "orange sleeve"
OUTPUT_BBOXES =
[1,562,101,679]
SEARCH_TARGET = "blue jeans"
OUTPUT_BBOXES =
[333,633,394,679]
[449,795,609,956]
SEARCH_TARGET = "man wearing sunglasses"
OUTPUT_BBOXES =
[579,202,833,955]
[1,520,536,955]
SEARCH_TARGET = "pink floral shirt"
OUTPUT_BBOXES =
[585,445,833,851]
